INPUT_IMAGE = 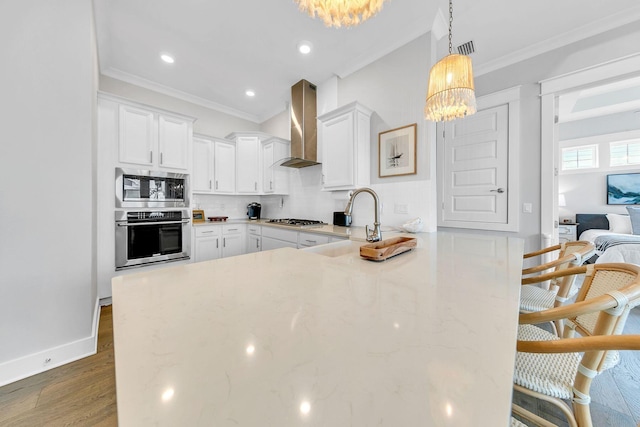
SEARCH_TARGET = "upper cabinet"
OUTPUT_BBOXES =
[193,134,236,194]
[262,137,290,195]
[318,102,373,191]
[225,132,291,196]
[109,95,194,171]
[233,136,261,194]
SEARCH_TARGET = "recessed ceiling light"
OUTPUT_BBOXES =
[160,54,175,64]
[298,41,312,55]
[246,90,255,97]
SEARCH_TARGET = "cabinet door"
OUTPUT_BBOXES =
[158,115,189,170]
[262,236,298,251]
[247,235,261,253]
[262,142,275,193]
[195,234,221,262]
[119,105,154,166]
[222,234,244,258]
[322,113,354,189]
[193,138,213,192]
[236,137,260,193]
[214,140,236,193]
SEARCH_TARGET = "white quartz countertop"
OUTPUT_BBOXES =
[112,232,523,426]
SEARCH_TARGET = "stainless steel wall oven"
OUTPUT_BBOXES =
[115,210,191,270]
[116,168,189,208]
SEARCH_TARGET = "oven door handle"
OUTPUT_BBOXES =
[116,220,190,227]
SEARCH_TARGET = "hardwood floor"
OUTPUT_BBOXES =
[0,305,117,426]
[0,305,638,426]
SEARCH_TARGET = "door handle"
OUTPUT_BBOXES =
[490,188,505,193]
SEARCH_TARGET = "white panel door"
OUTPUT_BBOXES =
[158,115,189,170]
[192,138,212,192]
[214,140,236,193]
[321,114,354,189]
[118,105,154,166]
[236,137,260,193]
[442,104,509,224]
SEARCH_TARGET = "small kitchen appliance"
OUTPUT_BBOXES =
[247,202,261,220]
[333,211,352,227]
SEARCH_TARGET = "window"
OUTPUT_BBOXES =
[610,140,640,166]
[562,145,598,170]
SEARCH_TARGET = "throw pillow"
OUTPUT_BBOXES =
[606,213,632,234]
[625,207,640,235]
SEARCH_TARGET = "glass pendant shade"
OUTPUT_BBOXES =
[425,53,477,122]
[294,0,386,27]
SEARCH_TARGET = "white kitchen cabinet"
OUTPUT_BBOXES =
[262,137,290,195]
[262,227,298,251]
[192,136,213,192]
[192,135,236,194]
[247,224,261,253]
[222,224,245,258]
[318,102,373,191]
[214,139,236,193]
[298,231,331,248]
[235,136,261,194]
[117,101,192,171]
[194,226,221,262]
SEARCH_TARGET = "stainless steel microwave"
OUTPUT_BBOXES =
[116,168,189,208]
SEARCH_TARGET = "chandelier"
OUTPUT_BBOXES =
[425,0,476,121]
[294,0,387,28]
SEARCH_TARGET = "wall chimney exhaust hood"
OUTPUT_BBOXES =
[281,79,320,168]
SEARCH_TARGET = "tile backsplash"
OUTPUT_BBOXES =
[193,166,433,231]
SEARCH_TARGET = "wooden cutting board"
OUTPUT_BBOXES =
[360,237,417,261]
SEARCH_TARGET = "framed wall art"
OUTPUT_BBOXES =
[378,123,417,178]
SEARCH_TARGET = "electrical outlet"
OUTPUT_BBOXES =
[394,203,409,214]
[523,203,532,213]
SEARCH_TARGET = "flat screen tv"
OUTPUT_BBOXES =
[607,172,640,205]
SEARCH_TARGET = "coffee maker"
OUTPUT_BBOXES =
[247,202,261,220]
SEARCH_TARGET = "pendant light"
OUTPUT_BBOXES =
[425,0,476,122]
[294,0,387,28]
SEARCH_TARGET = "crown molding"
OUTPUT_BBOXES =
[475,7,640,77]
[101,68,261,123]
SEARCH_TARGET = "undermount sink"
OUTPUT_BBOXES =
[301,239,363,258]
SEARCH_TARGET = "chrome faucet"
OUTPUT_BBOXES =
[344,187,382,242]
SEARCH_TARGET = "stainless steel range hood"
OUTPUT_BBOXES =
[281,79,320,168]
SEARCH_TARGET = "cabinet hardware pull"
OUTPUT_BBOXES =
[223,237,226,247]
[255,182,257,191]
[209,180,212,189]
[160,152,163,164]
[228,228,237,231]
[216,238,219,248]
[216,180,219,190]
[256,240,259,249]
[270,181,273,190]
[201,230,214,234]
[490,188,505,193]
[150,151,153,163]
[305,240,316,243]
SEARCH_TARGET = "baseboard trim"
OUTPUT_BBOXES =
[0,298,101,387]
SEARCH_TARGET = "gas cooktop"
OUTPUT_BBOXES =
[267,218,326,227]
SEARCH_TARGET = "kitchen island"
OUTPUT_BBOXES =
[112,231,523,426]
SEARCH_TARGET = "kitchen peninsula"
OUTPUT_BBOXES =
[112,232,523,426]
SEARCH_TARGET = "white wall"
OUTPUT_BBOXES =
[100,76,259,138]
[461,20,640,252]
[0,0,98,384]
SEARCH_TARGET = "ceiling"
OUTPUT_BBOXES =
[93,0,640,123]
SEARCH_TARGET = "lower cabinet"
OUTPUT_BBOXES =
[262,227,298,251]
[194,226,221,262]
[298,231,331,248]
[221,224,245,258]
[247,224,261,253]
